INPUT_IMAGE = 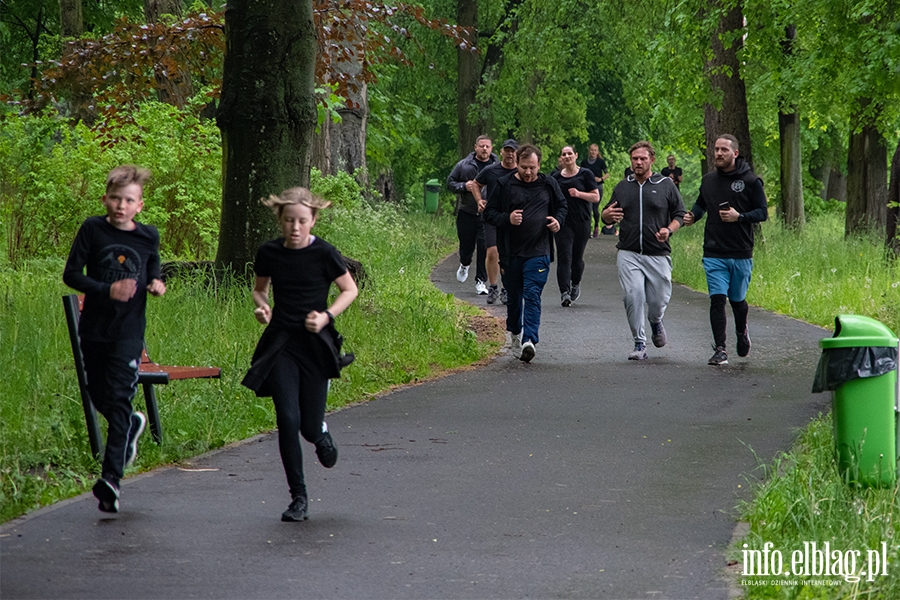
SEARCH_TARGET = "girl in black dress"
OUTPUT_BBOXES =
[552,146,599,306]
[242,187,358,522]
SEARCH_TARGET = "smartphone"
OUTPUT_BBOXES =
[718,201,730,210]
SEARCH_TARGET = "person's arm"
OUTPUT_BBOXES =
[146,228,165,296]
[547,177,567,232]
[741,179,768,223]
[447,161,468,194]
[483,180,509,227]
[656,187,686,242]
[252,276,272,324]
[306,271,359,333]
[63,224,110,296]
[600,188,623,225]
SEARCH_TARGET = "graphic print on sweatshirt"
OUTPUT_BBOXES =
[97,244,142,283]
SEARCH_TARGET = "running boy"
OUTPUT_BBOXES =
[241,188,358,522]
[63,165,166,513]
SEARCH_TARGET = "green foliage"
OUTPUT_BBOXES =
[734,413,900,599]
[0,102,222,265]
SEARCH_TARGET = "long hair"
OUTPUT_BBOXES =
[261,187,331,218]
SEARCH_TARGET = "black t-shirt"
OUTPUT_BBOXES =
[254,237,347,330]
[476,163,518,201]
[63,216,161,341]
[553,168,599,227]
[580,157,608,185]
[661,166,683,188]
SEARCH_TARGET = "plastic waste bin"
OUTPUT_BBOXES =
[812,314,899,487]
[424,179,441,214]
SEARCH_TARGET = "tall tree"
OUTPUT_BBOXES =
[886,139,900,251]
[456,0,480,158]
[777,24,803,229]
[143,0,193,108]
[845,100,888,237]
[704,0,752,170]
[215,0,318,273]
[59,0,82,37]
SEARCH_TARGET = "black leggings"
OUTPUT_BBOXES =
[268,344,330,498]
[456,210,487,283]
[710,294,749,349]
[555,220,591,293]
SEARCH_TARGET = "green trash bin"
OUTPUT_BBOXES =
[813,315,899,487]
[424,179,441,214]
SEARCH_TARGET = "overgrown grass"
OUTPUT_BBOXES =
[0,205,499,523]
[672,213,900,598]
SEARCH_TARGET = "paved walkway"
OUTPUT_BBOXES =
[1,235,829,599]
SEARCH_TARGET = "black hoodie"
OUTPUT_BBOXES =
[690,156,768,259]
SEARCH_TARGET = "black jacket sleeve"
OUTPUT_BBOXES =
[63,220,111,297]
[740,179,769,224]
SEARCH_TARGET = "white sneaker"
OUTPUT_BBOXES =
[510,333,522,358]
[456,263,469,282]
[520,341,535,362]
[475,279,488,295]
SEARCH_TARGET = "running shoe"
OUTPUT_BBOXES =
[475,279,488,295]
[570,284,580,302]
[650,321,667,348]
[628,343,648,361]
[561,292,572,307]
[456,263,469,283]
[315,423,338,468]
[500,288,508,305]
[520,341,535,363]
[486,285,500,304]
[708,346,729,366]
[124,411,146,469]
[737,327,751,357]
[92,478,120,513]
[281,494,309,522]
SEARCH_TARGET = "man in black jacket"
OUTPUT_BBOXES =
[483,144,567,363]
[447,135,498,295]
[682,134,768,366]
[601,141,685,361]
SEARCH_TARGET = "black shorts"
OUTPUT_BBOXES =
[484,222,497,248]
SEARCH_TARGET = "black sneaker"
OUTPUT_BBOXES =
[500,288,508,305]
[650,321,667,348]
[281,494,309,522]
[315,427,338,468]
[708,346,728,366]
[561,292,572,307]
[92,478,120,513]
[570,284,581,302]
[124,411,146,469]
[737,327,751,357]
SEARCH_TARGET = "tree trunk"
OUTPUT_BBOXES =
[215,0,318,274]
[826,167,847,202]
[703,0,753,171]
[311,3,368,184]
[845,101,888,237]
[885,139,900,251]
[144,0,193,107]
[778,110,804,229]
[60,0,82,37]
[777,26,803,230]
[456,0,480,159]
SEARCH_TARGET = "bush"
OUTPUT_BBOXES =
[0,103,221,266]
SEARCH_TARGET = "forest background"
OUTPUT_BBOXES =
[2,0,900,597]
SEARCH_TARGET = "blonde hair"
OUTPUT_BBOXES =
[261,187,331,218]
[106,165,151,193]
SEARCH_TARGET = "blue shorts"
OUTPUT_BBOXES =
[702,257,753,301]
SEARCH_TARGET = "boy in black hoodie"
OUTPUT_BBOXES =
[682,134,768,366]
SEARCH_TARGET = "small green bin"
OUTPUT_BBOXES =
[816,315,899,487]
[424,179,441,214]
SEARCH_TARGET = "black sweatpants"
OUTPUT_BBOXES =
[267,339,330,499]
[456,210,487,283]
[555,220,591,293]
[81,338,143,485]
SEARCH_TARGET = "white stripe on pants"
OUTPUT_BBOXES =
[616,250,673,344]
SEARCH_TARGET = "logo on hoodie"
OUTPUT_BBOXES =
[732,180,745,193]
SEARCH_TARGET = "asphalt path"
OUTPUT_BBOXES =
[1,234,830,599]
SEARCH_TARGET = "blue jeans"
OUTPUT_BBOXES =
[503,255,550,344]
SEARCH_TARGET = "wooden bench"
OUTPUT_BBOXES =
[63,294,221,459]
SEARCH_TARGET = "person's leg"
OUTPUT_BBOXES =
[293,357,334,468]
[728,258,754,356]
[709,294,728,348]
[644,255,673,326]
[616,250,648,344]
[474,220,488,285]
[702,258,732,349]
[570,220,592,287]
[521,255,550,345]
[484,224,500,286]
[503,257,524,336]
[83,338,143,486]
[554,224,575,295]
[456,211,477,275]
[268,354,307,500]
[591,203,601,237]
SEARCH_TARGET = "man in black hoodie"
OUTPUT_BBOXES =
[682,134,768,366]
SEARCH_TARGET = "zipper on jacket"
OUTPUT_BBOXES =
[638,181,644,254]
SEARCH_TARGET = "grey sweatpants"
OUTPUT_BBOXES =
[616,250,673,344]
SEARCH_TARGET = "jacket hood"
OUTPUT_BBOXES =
[717,155,752,178]
[626,172,669,184]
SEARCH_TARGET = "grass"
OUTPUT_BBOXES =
[671,212,900,598]
[0,205,501,523]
